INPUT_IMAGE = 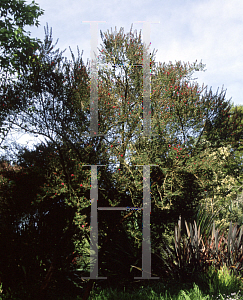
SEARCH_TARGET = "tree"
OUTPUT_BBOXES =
[0,0,44,154]
[227,104,243,206]
[87,27,243,288]
[0,25,120,296]
[0,143,89,297]
[194,104,243,232]
[0,0,44,75]
[95,25,243,233]
[0,24,96,296]
[0,156,48,296]
[0,24,68,156]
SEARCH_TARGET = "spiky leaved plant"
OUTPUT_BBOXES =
[201,220,243,278]
[155,203,221,283]
[156,202,243,286]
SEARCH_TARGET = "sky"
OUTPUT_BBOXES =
[3,0,243,159]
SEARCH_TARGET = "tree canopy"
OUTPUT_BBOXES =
[0,0,44,153]
[0,0,44,75]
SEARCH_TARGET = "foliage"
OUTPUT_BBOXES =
[0,0,44,75]
[1,23,243,298]
[156,208,243,292]
[95,26,243,248]
[0,144,87,297]
[196,263,243,299]
[0,0,44,152]
[192,104,243,233]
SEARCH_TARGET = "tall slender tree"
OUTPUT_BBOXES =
[94,25,243,241]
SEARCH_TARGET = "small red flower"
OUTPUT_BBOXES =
[80,184,83,187]
[71,174,74,176]
[61,183,64,185]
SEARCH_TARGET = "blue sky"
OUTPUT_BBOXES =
[25,0,242,107]
[4,0,243,157]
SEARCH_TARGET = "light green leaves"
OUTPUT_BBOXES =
[14,27,23,42]
[0,0,44,74]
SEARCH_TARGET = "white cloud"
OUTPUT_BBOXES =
[21,0,243,107]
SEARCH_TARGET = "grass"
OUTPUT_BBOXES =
[81,282,243,300]
[82,280,243,300]
[75,264,243,300]
[1,263,243,299]
[15,282,241,300]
